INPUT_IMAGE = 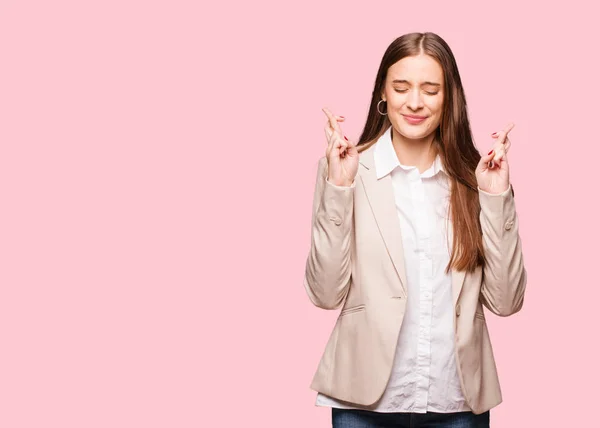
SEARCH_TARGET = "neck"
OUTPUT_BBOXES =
[390,127,438,174]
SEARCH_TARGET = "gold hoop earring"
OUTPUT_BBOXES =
[377,99,387,115]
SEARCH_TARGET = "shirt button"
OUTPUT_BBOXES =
[505,220,515,230]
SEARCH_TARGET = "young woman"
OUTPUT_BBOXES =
[303,32,527,428]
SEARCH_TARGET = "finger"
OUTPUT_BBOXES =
[501,150,509,167]
[503,122,515,134]
[493,146,506,164]
[491,123,514,144]
[326,131,338,157]
[324,116,345,139]
[341,134,358,155]
[478,149,495,171]
[324,124,333,141]
[492,139,504,153]
[483,159,495,170]
[324,116,344,142]
[499,123,515,144]
[494,130,509,145]
[328,134,343,158]
[343,134,356,147]
[493,152,509,171]
[322,107,341,134]
[339,140,348,157]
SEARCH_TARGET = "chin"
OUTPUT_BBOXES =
[396,125,430,140]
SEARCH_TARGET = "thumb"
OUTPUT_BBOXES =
[483,149,495,161]
[478,149,495,170]
[345,136,358,156]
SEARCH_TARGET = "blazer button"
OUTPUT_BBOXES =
[456,304,461,316]
[505,220,515,230]
[330,216,342,226]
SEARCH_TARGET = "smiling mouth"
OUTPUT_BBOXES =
[402,114,428,124]
[402,114,427,119]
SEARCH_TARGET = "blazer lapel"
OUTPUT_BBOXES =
[359,144,468,305]
[452,269,466,307]
[359,147,407,296]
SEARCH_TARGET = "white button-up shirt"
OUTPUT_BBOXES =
[316,126,471,413]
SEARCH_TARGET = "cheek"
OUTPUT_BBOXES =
[387,94,404,108]
[429,99,444,117]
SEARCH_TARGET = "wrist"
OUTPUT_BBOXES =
[327,176,355,187]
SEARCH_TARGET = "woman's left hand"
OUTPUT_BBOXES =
[476,123,514,194]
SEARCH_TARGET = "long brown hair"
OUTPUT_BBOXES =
[356,32,485,273]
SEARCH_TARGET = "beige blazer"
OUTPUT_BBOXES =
[303,144,527,415]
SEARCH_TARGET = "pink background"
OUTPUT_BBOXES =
[1,1,598,426]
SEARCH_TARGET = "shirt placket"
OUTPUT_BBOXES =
[411,174,434,412]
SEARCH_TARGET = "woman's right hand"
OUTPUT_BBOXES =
[322,107,359,187]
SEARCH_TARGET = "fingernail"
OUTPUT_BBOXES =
[492,132,498,136]
[488,149,494,155]
[344,135,348,141]
[340,116,345,119]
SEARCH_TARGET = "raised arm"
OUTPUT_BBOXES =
[303,108,359,309]
[303,157,355,310]
[476,122,527,316]
[478,185,527,316]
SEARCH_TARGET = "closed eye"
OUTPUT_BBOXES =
[394,89,438,95]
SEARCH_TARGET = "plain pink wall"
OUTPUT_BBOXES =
[1,1,598,426]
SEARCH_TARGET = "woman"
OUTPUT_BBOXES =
[303,32,527,428]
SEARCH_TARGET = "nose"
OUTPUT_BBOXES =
[407,88,424,111]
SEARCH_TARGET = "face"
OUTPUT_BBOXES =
[381,54,444,142]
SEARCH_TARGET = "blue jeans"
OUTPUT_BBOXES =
[332,408,490,428]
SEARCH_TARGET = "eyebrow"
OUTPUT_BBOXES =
[392,79,441,87]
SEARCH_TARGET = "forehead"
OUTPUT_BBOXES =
[387,54,443,83]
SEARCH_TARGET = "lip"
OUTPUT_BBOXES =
[402,114,427,124]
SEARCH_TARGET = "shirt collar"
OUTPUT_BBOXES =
[373,125,446,180]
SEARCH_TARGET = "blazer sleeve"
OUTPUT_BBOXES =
[478,184,527,316]
[303,156,355,310]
